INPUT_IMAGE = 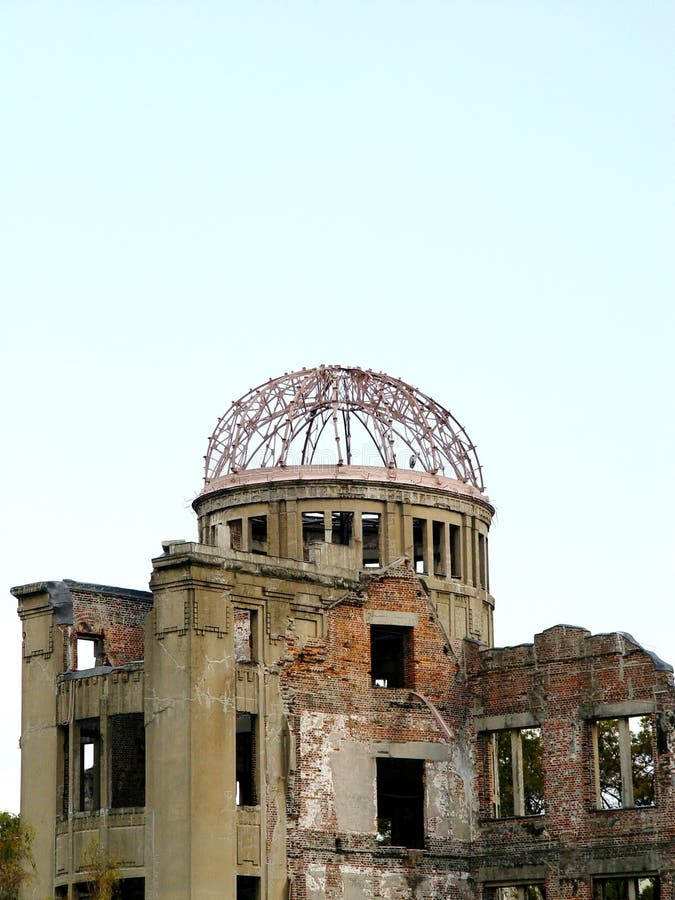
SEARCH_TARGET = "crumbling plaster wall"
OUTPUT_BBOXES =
[281,561,479,898]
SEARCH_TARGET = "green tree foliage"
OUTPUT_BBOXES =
[496,728,544,817]
[631,715,655,807]
[597,716,654,808]
[496,731,514,816]
[81,839,121,900]
[0,811,34,900]
[597,718,623,808]
[522,728,545,815]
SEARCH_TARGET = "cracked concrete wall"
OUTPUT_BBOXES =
[16,587,62,900]
[146,558,237,899]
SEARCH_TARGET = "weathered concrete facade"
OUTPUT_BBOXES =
[12,367,675,899]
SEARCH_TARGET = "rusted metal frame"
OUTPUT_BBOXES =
[203,365,485,490]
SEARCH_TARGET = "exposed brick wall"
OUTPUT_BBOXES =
[470,626,675,897]
[275,565,675,899]
[68,584,153,668]
[279,562,478,899]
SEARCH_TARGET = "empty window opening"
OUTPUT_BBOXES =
[203,522,218,546]
[491,886,546,900]
[59,725,69,818]
[362,513,381,567]
[236,713,257,806]
[79,719,101,812]
[376,757,424,849]
[478,533,487,588]
[595,715,655,809]
[449,524,462,578]
[234,608,258,663]
[302,511,325,560]
[76,635,100,670]
[117,878,146,900]
[110,713,145,808]
[331,511,353,545]
[412,518,426,574]
[248,515,268,555]
[433,520,446,576]
[492,728,544,818]
[370,625,411,689]
[228,519,243,550]
[594,877,658,900]
[237,876,261,900]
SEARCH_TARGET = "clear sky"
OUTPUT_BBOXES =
[1,2,673,814]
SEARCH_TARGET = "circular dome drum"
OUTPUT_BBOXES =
[204,366,484,491]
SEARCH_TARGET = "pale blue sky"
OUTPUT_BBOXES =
[1,2,673,813]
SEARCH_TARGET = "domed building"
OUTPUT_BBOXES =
[12,367,675,899]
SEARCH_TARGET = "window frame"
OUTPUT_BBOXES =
[592,715,655,810]
[489,726,544,818]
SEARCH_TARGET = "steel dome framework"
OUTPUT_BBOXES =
[204,366,485,491]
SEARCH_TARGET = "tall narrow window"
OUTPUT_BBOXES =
[110,713,145,808]
[449,524,461,578]
[432,520,445,576]
[412,518,426,574]
[234,608,258,663]
[228,519,243,550]
[331,511,353,545]
[58,725,69,818]
[362,513,381,567]
[248,516,268,555]
[302,511,325,560]
[370,625,411,688]
[594,715,654,809]
[79,719,101,812]
[236,713,257,806]
[376,758,424,848]
[478,532,487,588]
[491,727,544,817]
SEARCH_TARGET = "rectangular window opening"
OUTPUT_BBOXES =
[58,725,69,818]
[432,520,445,576]
[449,524,461,578]
[234,608,258,663]
[362,512,381,567]
[595,715,654,809]
[491,727,544,818]
[248,515,268,555]
[412,518,426,574]
[110,713,145,809]
[79,719,101,812]
[236,712,258,806]
[237,875,261,900]
[76,635,100,671]
[492,886,546,900]
[370,625,411,689]
[478,532,487,588]
[117,878,146,900]
[594,877,658,900]
[228,519,243,551]
[302,511,325,561]
[331,511,353,545]
[376,757,424,849]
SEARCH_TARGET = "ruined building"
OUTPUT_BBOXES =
[13,366,675,899]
